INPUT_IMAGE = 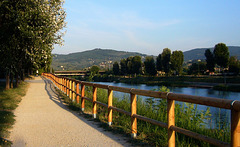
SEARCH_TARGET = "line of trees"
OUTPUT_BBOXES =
[112,48,184,76]
[0,0,66,89]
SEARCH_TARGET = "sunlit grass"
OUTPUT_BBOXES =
[0,82,28,146]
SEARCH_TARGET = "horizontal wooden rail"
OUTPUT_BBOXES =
[168,93,233,110]
[133,114,168,128]
[171,126,230,147]
[109,106,131,116]
[82,96,92,102]
[94,101,108,108]
[42,73,240,147]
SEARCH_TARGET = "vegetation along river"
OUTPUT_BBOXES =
[94,82,240,129]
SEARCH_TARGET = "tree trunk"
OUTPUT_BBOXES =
[5,72,10,90]
[15,74,19,87]
[10,73,14,88]
[21,69,25,81]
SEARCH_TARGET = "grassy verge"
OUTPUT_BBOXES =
[0,81,28,146]
[56,86,230,146]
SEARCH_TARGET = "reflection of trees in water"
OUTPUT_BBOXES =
[217,90,230,99]
[207,89,215,95]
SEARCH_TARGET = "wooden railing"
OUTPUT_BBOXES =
[42,73,240,147]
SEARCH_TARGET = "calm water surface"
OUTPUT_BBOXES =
[94,82,240,129]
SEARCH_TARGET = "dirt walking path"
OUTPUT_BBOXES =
[9,77,131,147]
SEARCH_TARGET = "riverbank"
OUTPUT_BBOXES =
[75,75,240,92]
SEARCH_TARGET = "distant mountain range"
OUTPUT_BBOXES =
[52,46,240,71]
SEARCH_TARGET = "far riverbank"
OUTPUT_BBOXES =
[75,75,240,92]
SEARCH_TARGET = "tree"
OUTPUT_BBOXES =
[113,62,120,75]
[132,56,142,75]
[156,54,162,71]
[120,59,127,75]
[213,43,229,69]
[0,0,66,89]
[188,62,206,75]
[161,48,171,75]
[229,56,240,75]
[205,49,215,72]
[144,56,157,76]
[126,56,133,75]
[170,50,184,75]
[90,65,100,75]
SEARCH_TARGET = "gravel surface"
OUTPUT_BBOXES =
[9,77,131,147]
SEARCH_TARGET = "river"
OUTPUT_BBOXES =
[94,82,240,129]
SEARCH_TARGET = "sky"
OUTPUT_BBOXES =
[53,0,240,55]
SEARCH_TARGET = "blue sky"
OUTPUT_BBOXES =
[53,0,240,55]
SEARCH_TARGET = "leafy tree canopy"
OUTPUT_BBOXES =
[213,43,229,68]
[113,61,120,75]
[205,49,215,72]
[161,48,171,75]
[0,0,66,89]
[170,50,184,75]
[144,56,157,76]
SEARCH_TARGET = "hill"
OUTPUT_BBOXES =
[52,48,147,70]
[51,46,240,70]
[183,46,240,61]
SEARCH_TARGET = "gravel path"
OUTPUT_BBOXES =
[9,77,131,147]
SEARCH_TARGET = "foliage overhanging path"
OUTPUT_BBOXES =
[9,77,130,146]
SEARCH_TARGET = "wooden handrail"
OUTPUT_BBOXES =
[42,73,239,147]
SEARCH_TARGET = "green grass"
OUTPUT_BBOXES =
[56,85,231,147]
[0,82,28,146]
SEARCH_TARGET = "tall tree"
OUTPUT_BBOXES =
[120,59,127,75]
[90,65,100,75]
[126,56,134,75]
[213,43,229,69]
[170,50,184,75]
[132,56,142,75]
[113,62,120,75]
[144,56,157,76]
[161,48,171,75]
[156,54,162,71]
[204,49,215,72]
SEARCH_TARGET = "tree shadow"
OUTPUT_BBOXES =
[41,76,140,146]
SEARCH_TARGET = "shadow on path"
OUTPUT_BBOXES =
[41,76,132,146]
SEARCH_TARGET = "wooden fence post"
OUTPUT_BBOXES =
[55,76,57,87]
[65,78,67,94]
[93,86,97,118]
[62,77,64,91]
[167,94,175,147]
[131,91,137,138]
[76,82,80,104]
[81,84,85,111]
[72,81,75,102]
[67,79,69,96]
[64,78,66,94]
[231,104,240,147]
[60,77,63,91]
[108,89,113,126]
[57,76,59,88]
[69,80,72,99]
